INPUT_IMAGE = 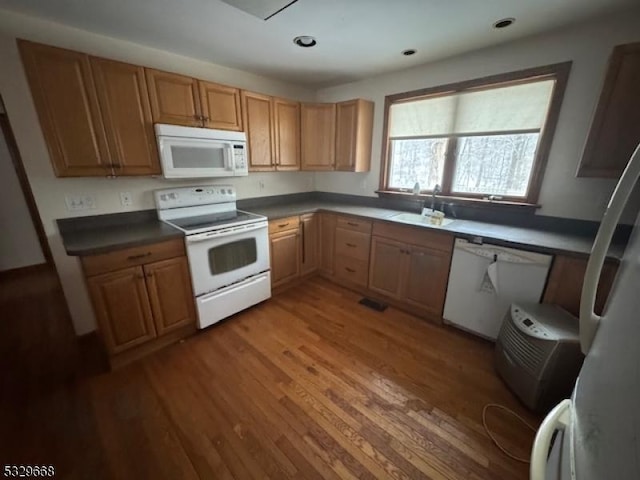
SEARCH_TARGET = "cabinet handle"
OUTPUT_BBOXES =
[345,267,356,273]
[347,222,359,227]
[111,162,121,168]
[346,243,356,247]
[127,252,152,261]
[278,222,290,228]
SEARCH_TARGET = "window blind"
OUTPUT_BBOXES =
[389,79,556,138]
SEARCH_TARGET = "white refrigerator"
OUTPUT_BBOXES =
[530,143,640,479]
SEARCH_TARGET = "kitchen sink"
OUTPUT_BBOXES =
[390,212,455,227]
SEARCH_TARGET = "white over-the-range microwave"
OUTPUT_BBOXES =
[155,124,249,179]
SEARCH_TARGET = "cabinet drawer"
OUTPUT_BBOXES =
[269,216,300,234]
[372,221,453,253]
[82,238,185,276]
[335,228,370,261]
[336,216,372,234]
[334,254,368,287]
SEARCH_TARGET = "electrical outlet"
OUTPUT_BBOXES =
[258,180,265,190]
[65,194,97,212]
[120,191,133,207]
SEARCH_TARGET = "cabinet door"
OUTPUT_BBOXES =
[543,255,618,317]
[368,237,406,300]
[144,257,196,336]
[300,214,318,275]
[18,40,111,177]
[319,213,337,276]
[273,98,301,171]
[403,245,451,317]
[198,81,242,131]
[90,57,160,175]
[301,103,336,171]
[87,266,156,354]
[242,91,275,171]
[579,42,640,177]
[335,99,373,172]
[146,68,201,127]
[270,230,300,287]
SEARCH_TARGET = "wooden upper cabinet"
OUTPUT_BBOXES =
[198,81,242,131]
[335,99,374,172]
[273,98,301,171]
[144,257,195,336]
[242,91,275,171]
[87,266,157,354]
[146,68,201,127]
[18,40,111,177]
[301,103,336,171]
[90,57,160,175]
[579,42,640,178]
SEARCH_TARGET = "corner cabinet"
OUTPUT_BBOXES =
[82,238,196,368]
[578,42,640,177]
[301,103,336,171]
[18,40,112,177]
[335,99,374,172]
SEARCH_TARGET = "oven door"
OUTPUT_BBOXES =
[185,222,269,296]
[158,135,234,178]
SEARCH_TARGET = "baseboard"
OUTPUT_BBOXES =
[0,262,49,280]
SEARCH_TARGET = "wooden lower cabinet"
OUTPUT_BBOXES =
[368,223,453,320]
[87,266,156,354]
[300,213,319,275]
[144,257,196,336]
[319,213,337,276]
[543,254,618,317]
[270,228,300,288]
[83,240,196,366]
[368,237,405,299]
[403,245,451,316]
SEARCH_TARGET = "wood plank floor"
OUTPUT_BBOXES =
[0,269,539,479]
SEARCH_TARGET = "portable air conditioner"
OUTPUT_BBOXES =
[495,302,584,413]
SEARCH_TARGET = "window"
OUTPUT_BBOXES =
[381,63,571,204]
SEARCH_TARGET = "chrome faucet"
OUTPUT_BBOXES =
[430,184,442,211]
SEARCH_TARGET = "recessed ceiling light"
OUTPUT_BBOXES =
[402,49,417,56]
[493,17,515,29]
[293,36,317,48]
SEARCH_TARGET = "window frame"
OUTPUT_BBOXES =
[379,62,572,206]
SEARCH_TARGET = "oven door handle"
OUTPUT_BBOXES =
[186,222,268,243]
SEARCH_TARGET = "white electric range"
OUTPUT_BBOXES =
[155,185,271,329]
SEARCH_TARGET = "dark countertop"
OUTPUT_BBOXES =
[58,199,625,260]
[246,201,626,260]
[57,211,183,256]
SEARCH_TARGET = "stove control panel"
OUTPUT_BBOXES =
[155,185,237,210]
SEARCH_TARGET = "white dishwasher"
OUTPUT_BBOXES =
[443,238,553,340]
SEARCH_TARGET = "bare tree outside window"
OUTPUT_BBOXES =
[388,138,447,190]
[452,133,539,196]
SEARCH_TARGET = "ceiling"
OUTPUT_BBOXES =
[0,0,635,87]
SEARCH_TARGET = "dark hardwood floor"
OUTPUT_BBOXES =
[0,268,539,479]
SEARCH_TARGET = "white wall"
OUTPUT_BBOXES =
[0,124,45,271]
[315,8,640,223]
[0,10,316,334]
